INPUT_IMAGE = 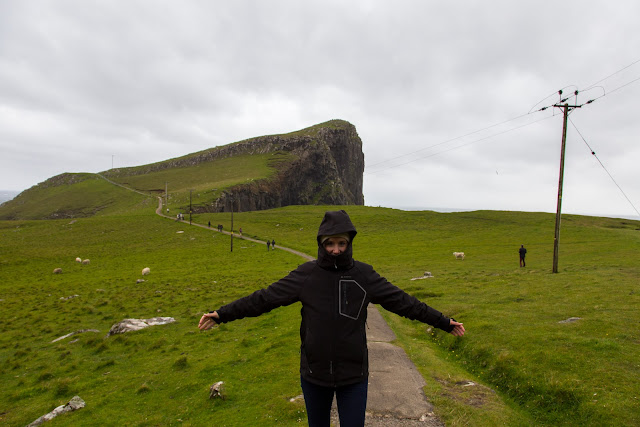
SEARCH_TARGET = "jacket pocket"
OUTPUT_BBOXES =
[339,279,367,320]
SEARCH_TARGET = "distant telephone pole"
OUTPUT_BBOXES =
[189,189,193,225]
[552,93,581,273]
[230,195,234,253]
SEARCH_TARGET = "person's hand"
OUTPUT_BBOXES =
[198,311,219,331]
[449,320,465,336]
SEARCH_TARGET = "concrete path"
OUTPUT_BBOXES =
[154,198,445,426]
[353,306,443,426]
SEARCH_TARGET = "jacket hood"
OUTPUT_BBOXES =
[316,210,357,244]
[316,210,357,269]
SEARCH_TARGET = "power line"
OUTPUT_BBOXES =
[606,76,640,95]
[366,60,640,176]
[366,112,532,170]
[533,59,640,113]
[584,58,640,90]
[366,113,554,175]
[569,117,640,217]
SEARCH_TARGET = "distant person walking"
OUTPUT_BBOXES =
[266,240,271,250]
[208,221,211,228]
[519,245,527,267]
[271,239,276,249]
[199,210,465,427]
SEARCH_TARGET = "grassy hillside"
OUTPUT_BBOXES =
[0,151,293,221]
[0,174,156,220]
[1,203,639,426]
[103,151,294,213]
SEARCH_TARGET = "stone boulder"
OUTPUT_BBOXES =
[27,396,85,426]
[107,317,176,337]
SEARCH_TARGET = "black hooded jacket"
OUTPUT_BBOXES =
[215,210,455,387]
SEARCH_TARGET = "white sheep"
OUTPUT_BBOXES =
[75,257,82,263]
[453,252,465,260]
[82,259,90,265]
[142,267,150,276]
[53,268,63,274]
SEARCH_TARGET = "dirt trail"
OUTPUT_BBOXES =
[154,198,444,426]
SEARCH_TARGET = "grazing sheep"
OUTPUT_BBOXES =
[81,259,90,265]
[453,252,465,260]
[209,381,225,400]
[75,257,82,263]
[53,268,63,274]
[142,267,150,276]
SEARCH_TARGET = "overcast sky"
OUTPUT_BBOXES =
[1,1,639,218]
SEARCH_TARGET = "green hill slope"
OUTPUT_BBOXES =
[0,173,154,220]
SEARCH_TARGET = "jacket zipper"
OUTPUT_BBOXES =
[330,276,338,385]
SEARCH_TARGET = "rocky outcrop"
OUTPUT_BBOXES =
[27,396,85,426]
[217,121,363,212]
[106,317,176,337]
[214,122,364,212]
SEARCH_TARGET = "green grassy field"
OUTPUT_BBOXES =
[1,202,639,426]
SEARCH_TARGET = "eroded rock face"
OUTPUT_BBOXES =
[107,317,176,337]
[213,121,365,212]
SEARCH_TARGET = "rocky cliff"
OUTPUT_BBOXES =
[214,120,364,212]
[130,119,365,213]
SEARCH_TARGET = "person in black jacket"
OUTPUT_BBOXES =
[519,244,527,267]
[198,210,465,427]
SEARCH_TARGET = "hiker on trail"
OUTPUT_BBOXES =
[198,210,465,427]
[519,244,527,267]
[266,240,271,250]
[271,239,276,249]
[239,227,242,235]
[208,221,211,228]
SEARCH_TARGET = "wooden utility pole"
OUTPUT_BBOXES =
[189,189,193,225]
[552,100,581,273]
[230,196,234,253]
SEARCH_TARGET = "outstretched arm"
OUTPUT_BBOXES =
[198,311,219,331]
[449,319,465,336]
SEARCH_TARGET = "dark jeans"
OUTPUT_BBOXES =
[300,376,368,427]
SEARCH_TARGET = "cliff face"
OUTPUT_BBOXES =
[215,121,364,212]
[162,120,365,212]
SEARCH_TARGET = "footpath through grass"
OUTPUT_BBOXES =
[1,206,639,426]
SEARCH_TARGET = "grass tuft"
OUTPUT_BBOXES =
[173,356,188,370]
[137,383,151,394]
